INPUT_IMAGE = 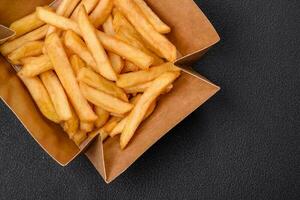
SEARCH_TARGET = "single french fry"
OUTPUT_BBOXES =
[0,25,48,56]
[70,54,86,75]
[80,82,133,115]
[122,61,140,73]
[72,130,87,146]
[111,99,156,137]
[17,72,60,123]
[18,55,52,77]
[80,121,94,132]
[9,11,45,40]
[113,10,163,65]
[117,62,180,88]
[45,32,97,122]
[103,15,124,73]
[114,0,176,61]
[123,81,153,94]
[20,56,37,64]
[62,105,79,138]
[102,116,122,134]
[64,30,97,69]
[133,0,170,34]
[71,0,99,20]
[96,31,153,69]
[108,52,124,74]
[7,41,44,64]
[47,0,81,35]
[77,6,117,81]
[89,0,113,27]
[36,7,81,35]
[77,65,128,102]
[120,71,180,149]
[95,107,110,128]
[40,70,72,121]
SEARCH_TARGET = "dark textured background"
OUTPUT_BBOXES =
[1,0,299,199]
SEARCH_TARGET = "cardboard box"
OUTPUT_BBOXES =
[0,0,220,182]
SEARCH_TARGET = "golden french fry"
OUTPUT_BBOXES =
[120,71,180,149]
[133,0,170,34]
[7,41,44,64]
[64,30,97,69]
[124,82,173,94]
[102,116,122,134]
[0,25,48,56]
[72,130,87,146]
[108,52,124,74]
[36,7,81,35]
[113,10,164,65]
[9,11,45,40]
[71,0,99,20]
[77,67,128,102]
[110,113,125,118]
[20,56,37,64]
[114,0,176,61]
[77,6,117,81]
[123,81,153,94]
[96,31,154,69]
[18,55,52,77]
[80,121,94,132]
[40,70,72,121]
[122,61,140,73]
[95,107,110,128]
[45,32,97,122]
[117,62,180,88]
[47,0,81,35]
[80,82,133,115]
[62,105,79,138]
[89,0,113,27]
[111,99,156,137]
[17,72,60,123]
[103,15,124,73]
[70,54,86,75]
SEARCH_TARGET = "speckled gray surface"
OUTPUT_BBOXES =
[1,0,299,199]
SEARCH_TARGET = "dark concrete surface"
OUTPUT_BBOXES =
[0,0,299,199]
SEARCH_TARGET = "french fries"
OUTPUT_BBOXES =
[89,0,113,27]
[7,41,44,64]
[64,30,97,69]
[120,71,180,149]
[18,55,52,77]
[9,11,45,40]
[113,10,164,65]
[36,7,81,35]
[18,72,60,123]
[40,70,72,121]
[114,0,176,61]
[45,32,97,122]
[80,82,133,115]
[103,16,124,73]
[0,25,48,56]
[111,99,156,137]
[96,31,153,69]
[133,0,171,34]
[95,107,110,128]
[77,67,128,102]
[70,54,86,75]
[78,6,117,81]
[2,0,182,148]
[117,62,180,88]
[46,0,81,35]
[71,0,99,20]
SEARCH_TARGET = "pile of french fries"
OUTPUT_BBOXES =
[0,0,180,149]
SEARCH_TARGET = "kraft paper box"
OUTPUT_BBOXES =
[0,0,220,183]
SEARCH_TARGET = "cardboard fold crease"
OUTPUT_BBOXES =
[0,0,220,182]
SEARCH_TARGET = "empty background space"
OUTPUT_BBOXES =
[0,0,299,199]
